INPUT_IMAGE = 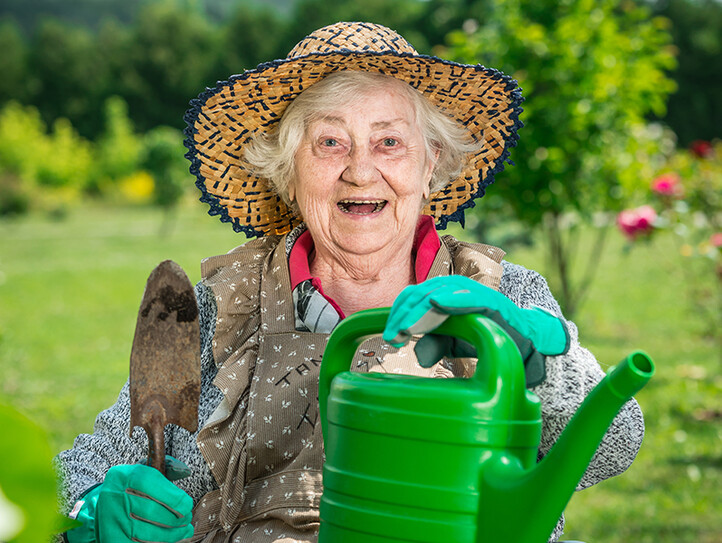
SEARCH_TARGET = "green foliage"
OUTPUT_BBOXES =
[440,0,677,315]
[1,0,720,149]
[649,0,722,146]
[27,18,108,138]
[122,1,221,133]
[0,101,47,182]
[652,144,722,238]
[0,404,67,542]
[38,118,94,190]
[288,0,429,50]
[0,0,492,138]
[142,126,189,209]
[0,19,29,105]
[1,0,146,33]
[285,0,482,56]
[0,96,192,213]
[444,0,677,225]
[0,173,30,217]
[92,96,143,194]
[0,101,93,214]
[219,2,294,72]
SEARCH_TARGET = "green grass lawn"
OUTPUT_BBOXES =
[502,234,722,543]
[1,202,720,542]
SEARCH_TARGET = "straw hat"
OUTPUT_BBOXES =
[184,21,523,238]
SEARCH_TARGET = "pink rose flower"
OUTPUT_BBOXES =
[690,140,713,159]
[651,173,682,197]
[635,205,657,229]
[617,205,657,240]
[711,232,722,248]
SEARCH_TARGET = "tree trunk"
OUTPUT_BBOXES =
[542,212,609,319]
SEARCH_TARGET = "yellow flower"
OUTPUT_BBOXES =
[119,171,154,202]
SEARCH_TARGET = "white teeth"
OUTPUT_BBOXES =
[338,199,387,214]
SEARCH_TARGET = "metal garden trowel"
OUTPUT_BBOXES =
[129,260,200,477]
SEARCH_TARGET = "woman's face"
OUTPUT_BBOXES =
[291,87,436,260]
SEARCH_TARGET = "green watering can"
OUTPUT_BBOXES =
[318,308,654,543]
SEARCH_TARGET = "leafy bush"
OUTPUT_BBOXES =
[441,0,677,316]
[91,96,143,196]
[142,126,188,210]
[0,101,92,215]
[38,118,93,191]
[0,172,30,217]
[0,101,47,182]
[0,97,192,215]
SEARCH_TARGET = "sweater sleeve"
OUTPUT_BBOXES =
[499,261,646,486]
[53,381,148,514]
[53,281,220,515]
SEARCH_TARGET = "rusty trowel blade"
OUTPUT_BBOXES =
[129,260,200,475]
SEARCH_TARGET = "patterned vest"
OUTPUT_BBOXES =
[189,234,504,542]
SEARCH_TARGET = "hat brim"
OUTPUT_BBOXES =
[184,51,523,238]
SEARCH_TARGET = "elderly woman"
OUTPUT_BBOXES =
[57,22,644,543]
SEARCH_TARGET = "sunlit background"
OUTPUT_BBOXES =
[0,0,720,541]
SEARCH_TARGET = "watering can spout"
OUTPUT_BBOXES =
[477,351,654,543]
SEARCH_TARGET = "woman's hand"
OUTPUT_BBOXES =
[65,456,193,543]
[382,276,570,384]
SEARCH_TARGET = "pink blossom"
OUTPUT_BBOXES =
[651,173,682,197]
[690,140,713,159]
[617,205,657,240]
[635,205,657,229]
[711,233,722,248]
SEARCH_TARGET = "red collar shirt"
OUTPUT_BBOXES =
[287,216,441,333]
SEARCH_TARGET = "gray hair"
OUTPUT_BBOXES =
[243,70,478,205]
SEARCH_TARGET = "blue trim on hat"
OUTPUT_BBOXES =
[436,92,524,231]
[183,50,524,238]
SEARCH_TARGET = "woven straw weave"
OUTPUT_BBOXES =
[184,22,523,237]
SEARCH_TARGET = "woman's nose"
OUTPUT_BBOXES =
[341,146,379,186]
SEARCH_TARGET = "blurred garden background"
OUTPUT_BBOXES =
[0,0,720,541]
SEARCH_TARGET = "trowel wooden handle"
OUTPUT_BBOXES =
[147,424,166,477]
[144,400,167,477]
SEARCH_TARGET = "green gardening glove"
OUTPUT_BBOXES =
[65,456,193,543]
[382,276,570,387]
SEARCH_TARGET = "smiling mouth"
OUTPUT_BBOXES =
[337,199,387,215]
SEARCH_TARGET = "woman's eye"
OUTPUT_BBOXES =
[321,138,338,147]
[382,138,398,147]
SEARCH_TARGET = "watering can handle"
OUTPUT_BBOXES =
[319,307,527,443]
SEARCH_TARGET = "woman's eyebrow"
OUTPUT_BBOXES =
[308,116,409,132]
[312,115,344,126]
[371,118,408,129]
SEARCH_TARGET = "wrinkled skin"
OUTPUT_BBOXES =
[290,86,437,314]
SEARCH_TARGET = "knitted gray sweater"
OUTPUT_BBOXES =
[55,260,644,542]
